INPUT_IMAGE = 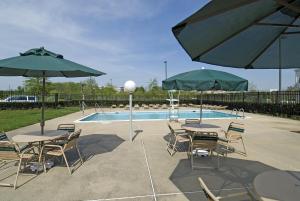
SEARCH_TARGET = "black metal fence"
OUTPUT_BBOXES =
[0,90,299,119]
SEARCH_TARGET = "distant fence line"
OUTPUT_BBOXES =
[0,90,299,119]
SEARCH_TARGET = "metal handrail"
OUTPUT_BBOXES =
[238,108,245,118]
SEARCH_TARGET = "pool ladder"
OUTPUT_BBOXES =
[232,108,245,119]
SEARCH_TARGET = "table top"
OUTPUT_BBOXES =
[254,170,300,201]
[12,130,68,143]
[181,123,222,133]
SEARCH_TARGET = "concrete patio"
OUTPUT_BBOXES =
[1,108,300,201]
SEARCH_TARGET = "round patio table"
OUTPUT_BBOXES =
[12,130,68,143]
[254,170,300,201]
[181,123,222,134]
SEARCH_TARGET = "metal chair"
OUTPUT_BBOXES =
[189,132,219,169]
[39,129,83,174]
[0,132,37,189]
[166,122,190,156]
[199,177,258,201]
[223,122,247,156]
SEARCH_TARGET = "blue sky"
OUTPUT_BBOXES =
[0,0,297,90]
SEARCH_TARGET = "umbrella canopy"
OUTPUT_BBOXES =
[0,47,105,134]
[172,0,300,69]
[162,69,248,91]
[0,47,105,77]
[163,69,248,122]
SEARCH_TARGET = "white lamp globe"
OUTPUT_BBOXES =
[124,80,136,93]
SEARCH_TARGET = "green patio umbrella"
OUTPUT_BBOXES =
[162,69,248,122]
[0,47,105,134]
[172,0,300,91]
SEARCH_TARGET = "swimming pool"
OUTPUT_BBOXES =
[77,110,240,122]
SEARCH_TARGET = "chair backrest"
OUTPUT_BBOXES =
[57,124,75,133]
[64,129,82,151]
[191,132,218,150]
[198,178,219,201]
[226,122,245,140]
[0,132,8,141]
[0,133,19,160]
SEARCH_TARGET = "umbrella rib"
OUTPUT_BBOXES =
[22,69,29,76]
[245,14,300,68]
[191,2,293,61]
[60,71,68,78]
[173,0,259,30]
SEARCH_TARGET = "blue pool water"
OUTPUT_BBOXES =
[79,110,239,122]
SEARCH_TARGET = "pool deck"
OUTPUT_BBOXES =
[2,108,300,201]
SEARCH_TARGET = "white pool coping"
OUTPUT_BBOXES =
[74,109,249,123]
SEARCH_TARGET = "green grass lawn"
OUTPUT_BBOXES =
[0,107,79,132]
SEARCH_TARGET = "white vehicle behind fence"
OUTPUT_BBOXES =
[1,95,38,103]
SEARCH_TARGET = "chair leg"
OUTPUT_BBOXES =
[190,146,194,170]
[241,138,247,156]
[171,139,178,156]
[14,158,22,189]
[62,152,71,175]
[38,147,46,173]
[76,145,83,164]
[166,133,172,150]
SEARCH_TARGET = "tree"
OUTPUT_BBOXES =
[24,78,51,95]
[148,78,158,91]
[135,86,145,93]
[287,83,300,91]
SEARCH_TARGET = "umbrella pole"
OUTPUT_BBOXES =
[279,37,282,92]
[41,72,45,135]
[200,91,203,123]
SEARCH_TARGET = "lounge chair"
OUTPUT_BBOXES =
[222,122,247,156]
[161,104,168,109]
[0,132,37,189]
[142,104,149,110]
[189,132,219,169]
[198,177,257,201]
[181,103,187,107]
[125,105,130,110]
[153,104,159,109]
[134,104,140,110]
[39,129,83,175]
[188,103,194,107]
[119,104,124,108]
[166,123,190,156]
[111,104,117,108]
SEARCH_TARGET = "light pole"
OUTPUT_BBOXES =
[164,61,168,80]
[124,80,136,141]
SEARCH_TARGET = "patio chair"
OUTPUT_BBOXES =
[0,132,37,189]
[39,129,83,175]
[222,122,247,156]
[198,177,258,201]
[166,123,190,156]
[189,132,219,169]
